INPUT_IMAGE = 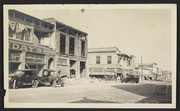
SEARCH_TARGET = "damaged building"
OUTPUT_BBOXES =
[8,10,88,78]
[87,47,135,79]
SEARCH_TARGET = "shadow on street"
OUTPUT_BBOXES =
[71,97,117,103]
[111,83,172,103]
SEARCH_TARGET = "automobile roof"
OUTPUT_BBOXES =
[15,69,39,71]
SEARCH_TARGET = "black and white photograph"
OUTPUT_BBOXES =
[3,4,177,108]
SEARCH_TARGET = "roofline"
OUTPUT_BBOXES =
[9,9,54,27]
[55,19,88,36]
[88,47,121,53]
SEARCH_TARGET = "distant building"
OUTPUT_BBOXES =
[135,63,159,80]
[87,47,135,79]
[8,10,88,78]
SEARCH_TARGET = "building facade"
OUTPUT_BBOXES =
[8,10,88,78]
[87,47,135,78]
[135,63,159,80]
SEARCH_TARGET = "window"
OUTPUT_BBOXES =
[96,56,100,64]
[9,24,14,37]
[9,50,21,62]
[127,60,131,66]
[24,28,31,41]
[60,34,66,54]
[107,56,112,64]
[25,53,44,63]
[9,22,32,42]
[69,37,75,55]
[81,41,85,57]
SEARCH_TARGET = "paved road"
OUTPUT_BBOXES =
[9,80,172,103]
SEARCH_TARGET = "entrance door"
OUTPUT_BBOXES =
[80,62,86,77]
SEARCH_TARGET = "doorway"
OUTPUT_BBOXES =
[48,58,54,69]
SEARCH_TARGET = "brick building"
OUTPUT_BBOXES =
[87,47,135,79]
[8,10,88,78]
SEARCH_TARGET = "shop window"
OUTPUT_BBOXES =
[96,56,100,64]
[81,41,85,57]
[69,37,75,55]
[25,53,44,63]
[107,56,112,64]
[9,50,21,62]
[60,34,66,54]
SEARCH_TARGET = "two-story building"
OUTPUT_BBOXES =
[87,47,135,79]
[8,10,88,79]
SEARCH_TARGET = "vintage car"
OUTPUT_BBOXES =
[37,69,65,87]
[122,73,139,83]
[9,69,39,89]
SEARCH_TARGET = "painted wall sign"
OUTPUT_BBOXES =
[9,42,43,53]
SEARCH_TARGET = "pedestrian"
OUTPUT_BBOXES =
[117,76,120,82]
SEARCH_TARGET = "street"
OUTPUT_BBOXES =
[9,79,172,103]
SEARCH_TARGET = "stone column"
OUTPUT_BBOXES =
[75,37,80,57]
[19,51,26,70]
[65,35,69,55]
[76,60,80,79]
[67,59,70,77]
[55,54,58,73]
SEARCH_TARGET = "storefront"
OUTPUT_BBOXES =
[9,41,47,74]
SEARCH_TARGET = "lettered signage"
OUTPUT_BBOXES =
[9,42,43,53]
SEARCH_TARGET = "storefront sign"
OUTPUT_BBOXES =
[9,42,43,53]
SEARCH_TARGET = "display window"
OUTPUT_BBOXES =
[9,50,21,62]
[25,53,45,64]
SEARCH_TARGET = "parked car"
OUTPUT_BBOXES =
[37,69,65,87]
[122,73,139,83]
[9,69,39,89]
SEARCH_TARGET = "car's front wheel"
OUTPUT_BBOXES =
[32,80,39,88]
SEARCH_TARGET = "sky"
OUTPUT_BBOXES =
[6,5,175,71]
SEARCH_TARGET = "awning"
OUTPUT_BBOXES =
[89,73,115,76]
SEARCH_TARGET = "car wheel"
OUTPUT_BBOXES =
[52,80,57,88]
[32,80,39,88]
[13,80,18,89]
